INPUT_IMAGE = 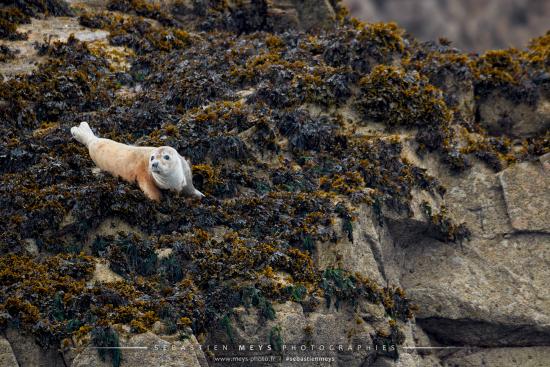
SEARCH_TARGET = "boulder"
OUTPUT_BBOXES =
[498,158,550,233]
[384,156,550,347]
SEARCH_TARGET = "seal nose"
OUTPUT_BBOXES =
[152,162,159,168]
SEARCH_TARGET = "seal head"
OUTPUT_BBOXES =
[149,146,184,189]
[149,146,205,197]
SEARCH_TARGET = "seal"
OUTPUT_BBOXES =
[70,121,204,201]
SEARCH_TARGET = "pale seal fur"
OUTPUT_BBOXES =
[70,121,204,201]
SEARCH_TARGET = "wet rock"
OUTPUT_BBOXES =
[393,161,550,347]
[436,162,514,239]
[171,0,337,33]
[291,0,336,31]
[86,218,144,247]
[0,0,548,365]
[265,0,300,32]
[540,152,550,171]
[373,143,550,350]
[0,17,110,78]
[155,247,173,260]
[398,227,550,346]
[23,238,39,256]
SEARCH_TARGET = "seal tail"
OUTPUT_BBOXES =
[71,121,97,147]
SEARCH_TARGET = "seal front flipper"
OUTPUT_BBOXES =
[176,154,188,188]
[137,174,161,202]
[178,154,205,198]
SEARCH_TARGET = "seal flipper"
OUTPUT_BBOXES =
[71,121,97,147]
[137,174,161,202]
[178,154,205,198]
[177,154,188,189]
[193,189,205,198]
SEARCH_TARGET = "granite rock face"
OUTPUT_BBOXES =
[386,155,549,365]
[168,0,337,33]
[206,300,422,367]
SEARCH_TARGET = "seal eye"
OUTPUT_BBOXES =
[163,155,170,160]
[150,156,154,161]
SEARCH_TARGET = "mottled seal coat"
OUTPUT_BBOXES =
[70,121,204,201]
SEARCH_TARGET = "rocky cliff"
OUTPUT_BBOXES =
[343,0,550,53]
[0,1,549,366]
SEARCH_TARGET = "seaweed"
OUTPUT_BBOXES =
[421,201,471,243]
[220,313,234,343]
[0,1,71,40]
[276,109,347,153]
[107,0,175,26]
[1,1,547,359]
[5,0,73,17]
[320,269,414,321]
[92,326,122,367]
[287,284,307,302]
[158,254,185,283]
[335,203,354,242]
[2,1,74,41]
[269,325,283,352]
[321,269,357,309]
[356,65,451,130]
[0,45,18,62]
[105,232,158,277]
[0,18,27,41]
[525,31,550,71]
[372,323,403,361]
[241,286,276,321]
[323,21,407,73]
